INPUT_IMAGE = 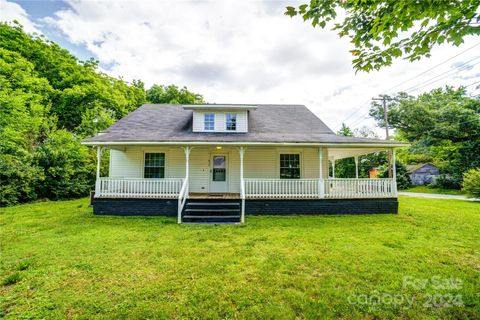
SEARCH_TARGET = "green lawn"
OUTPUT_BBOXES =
[401,185,466,196]
[1,197,479,319]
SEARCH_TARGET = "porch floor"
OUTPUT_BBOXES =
[189,193,241,199]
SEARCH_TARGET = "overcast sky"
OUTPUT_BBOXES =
[2,0,480,135]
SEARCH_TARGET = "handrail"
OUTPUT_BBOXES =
[240,177,245,223]
[177,178,189,223]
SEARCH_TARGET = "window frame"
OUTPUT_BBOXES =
[226,113,237,131]
[279,153,301,179]
[143,152,166,179]
[204,113,215,131]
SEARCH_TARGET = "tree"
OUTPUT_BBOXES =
[285,1,480,72]
[0,23,207,206]
[0,47,53,205]
[332,124,387,178]
[146,84,204,104]
[0,22,146,132]
[333,124,355,177]
[378,161,411,189]
[462,168,480,197]
[35,130,93,200]
[369,87,480,181]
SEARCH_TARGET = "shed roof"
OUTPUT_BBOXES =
[406,163,437,173]
[82,104,407,147]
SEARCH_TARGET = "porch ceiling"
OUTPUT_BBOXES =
[328,147,388,160]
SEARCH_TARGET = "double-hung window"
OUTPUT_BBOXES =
[144,153,165,178]
[280,154,300,179]
[226,113,237,131]
[204,113,215,131]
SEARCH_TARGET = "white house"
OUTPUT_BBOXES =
[82,104,407,223]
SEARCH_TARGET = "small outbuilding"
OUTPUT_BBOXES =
[406,163,440,186]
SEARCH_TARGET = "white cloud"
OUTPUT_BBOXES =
[41,0,480,134]
[0,0,41,34]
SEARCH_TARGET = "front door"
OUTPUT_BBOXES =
[210,154,228,193]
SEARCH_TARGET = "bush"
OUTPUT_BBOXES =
[430,174,461,189]
[35,130,94,200]
[462,169,480,197]
[378,161,411,189]
[0,154,43,206]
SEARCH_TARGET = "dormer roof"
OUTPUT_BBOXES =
[182,104,257,111]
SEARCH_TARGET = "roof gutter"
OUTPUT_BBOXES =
[81,140,409,148]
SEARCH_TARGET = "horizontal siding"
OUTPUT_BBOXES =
[189,147,210,192]
[110,148,142,178]
[109,146,331,191]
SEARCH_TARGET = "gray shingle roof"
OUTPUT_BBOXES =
[82,104,405,145]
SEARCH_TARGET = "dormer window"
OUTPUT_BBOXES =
[226,113,237,131]
[185,105,255,133]
[204,113,215,131]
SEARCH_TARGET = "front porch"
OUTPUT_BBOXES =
[92,144,399,223]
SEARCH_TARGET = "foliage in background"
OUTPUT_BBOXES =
[146,84,204,104]
[0,22,203,206]
[35,130,93,200]
[462,168,480,197]
[369,87,480,186]
[430,174,462,190]
[285,1,480,72]
[378,161,411,190]
[332,124,387,179]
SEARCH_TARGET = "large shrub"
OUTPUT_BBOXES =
[430,174,461,190]
[35,130,94,200]
[378,161,411,190]
[462,169,480,197]
[0,155,42,206]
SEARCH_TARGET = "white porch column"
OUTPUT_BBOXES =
[392,148,397,196]
[239,147,246,223]
[184,146,192,180]
[354,156,359,179]
[318,147,324,198]
[95,147,102,196]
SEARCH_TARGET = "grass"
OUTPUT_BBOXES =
[401,185,466,196]
[0,197,479,319]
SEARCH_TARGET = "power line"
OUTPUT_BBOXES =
[342,56,480,129]
[403,58,480,93]
[380,41,480,94]
[465,80,480,88]
[335,41,480,130]
[333,99,372,131]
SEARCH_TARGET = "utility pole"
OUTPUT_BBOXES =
[372,95,396,178]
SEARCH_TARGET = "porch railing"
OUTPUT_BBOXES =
[95,177,184,198]
[245,179,319,199]
[95,177,396,200]
[324,178,395,198]
[245,178,396,199]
